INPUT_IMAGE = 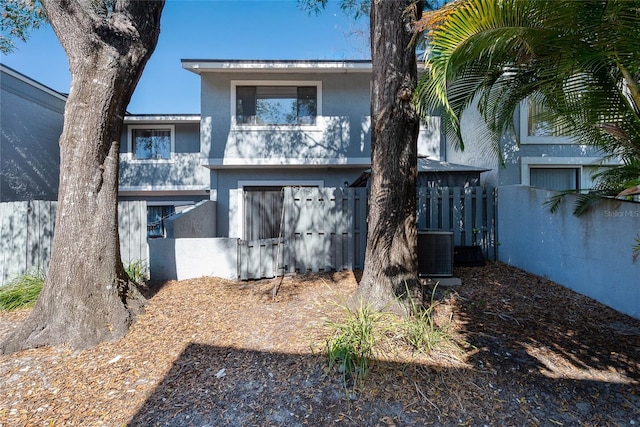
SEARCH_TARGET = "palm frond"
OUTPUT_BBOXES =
[415,0,640,172]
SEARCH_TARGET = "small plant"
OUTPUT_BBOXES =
[402,284,446,353]
[125,259,148,286]
[0,271,45,311]
[326,302,387,387]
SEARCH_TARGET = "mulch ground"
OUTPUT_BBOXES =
[0,262,639,426]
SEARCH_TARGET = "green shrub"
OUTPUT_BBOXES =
[325,286,457,389]
[0,271,44,311]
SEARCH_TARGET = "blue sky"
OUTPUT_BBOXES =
[0,0,369,114]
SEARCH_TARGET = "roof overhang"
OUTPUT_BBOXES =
[124,114,200,123]
[181,59,373,75]
[418,157,491,173]
[1,64,68,102]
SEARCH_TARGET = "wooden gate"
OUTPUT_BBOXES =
[238,187,367,280]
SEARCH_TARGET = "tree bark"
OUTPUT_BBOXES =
[1,0,165,354]
[351,0,423,316]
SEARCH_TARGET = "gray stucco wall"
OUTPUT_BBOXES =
[149,237,238,281]
[165,200,217,238]
[1,68,64,202]
[200,71,372,163]
[199,69,443,240]
[446,101,606,188]
[119,121,208,189]
[498,185,640,319]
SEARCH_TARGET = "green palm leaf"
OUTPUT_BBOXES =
[414,0,640,209]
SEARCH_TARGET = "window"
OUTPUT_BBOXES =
[522,157,618,191]
[530,168,579,191]
[232,81,320,126]
[128,125,174,160]
[520,98,573,144]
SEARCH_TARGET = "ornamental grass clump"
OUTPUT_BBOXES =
[125,259,148,287]
[0,271,44,311]
[402,285,450,353]
[325,302,388,387]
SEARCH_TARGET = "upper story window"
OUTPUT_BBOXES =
[128,125,175,161]
[520,98,573,144]
[232,81,321,127]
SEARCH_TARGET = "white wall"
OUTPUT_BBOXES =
[497,185,640,319]
[149,238,238,281]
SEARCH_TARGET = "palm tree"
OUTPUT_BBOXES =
[414,0,640,213]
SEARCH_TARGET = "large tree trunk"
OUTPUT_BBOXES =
[352,0,423,315]
[1,0,164,354]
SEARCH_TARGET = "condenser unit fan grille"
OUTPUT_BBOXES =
[417,231,454,277]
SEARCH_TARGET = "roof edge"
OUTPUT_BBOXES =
[181,59,372,74]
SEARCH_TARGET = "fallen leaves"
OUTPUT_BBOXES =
[0,265,637,426]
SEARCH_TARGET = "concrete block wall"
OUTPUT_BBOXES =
[497,185,640,319]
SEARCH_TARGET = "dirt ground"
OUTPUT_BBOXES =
[0,261,639,426]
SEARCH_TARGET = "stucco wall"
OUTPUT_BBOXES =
[119,121,209,190]
[497,185,640,319]
[165,200,216,238]
[200,71,373,164]
[446,100,606,188]
[149,237,238,281]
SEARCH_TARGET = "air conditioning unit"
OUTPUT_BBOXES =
[417,231,454,277]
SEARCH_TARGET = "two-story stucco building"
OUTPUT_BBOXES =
[118,59,465,240]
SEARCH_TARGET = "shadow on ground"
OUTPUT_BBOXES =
[129,265,640,426]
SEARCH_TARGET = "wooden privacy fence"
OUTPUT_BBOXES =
[417,186,496,260]
[0,200,148,286]
[238,187,367,280]
[239,186,495,280]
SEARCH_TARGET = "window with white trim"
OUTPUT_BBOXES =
[522,157,618,191]
[520,98,573,144]
[232,81,321,127]
[128,125,175,161]
[530,167,579,191]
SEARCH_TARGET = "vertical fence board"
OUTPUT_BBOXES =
[463,188,473,245]
[452,187,462,246]
[417,188,427,230]
[282,187,294,274]
[354,188,367,270]
[474,187,483,247]
[0,202,27,284]
[486,187,496,260]
[429,187,439,228]
[441,188,450,231]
